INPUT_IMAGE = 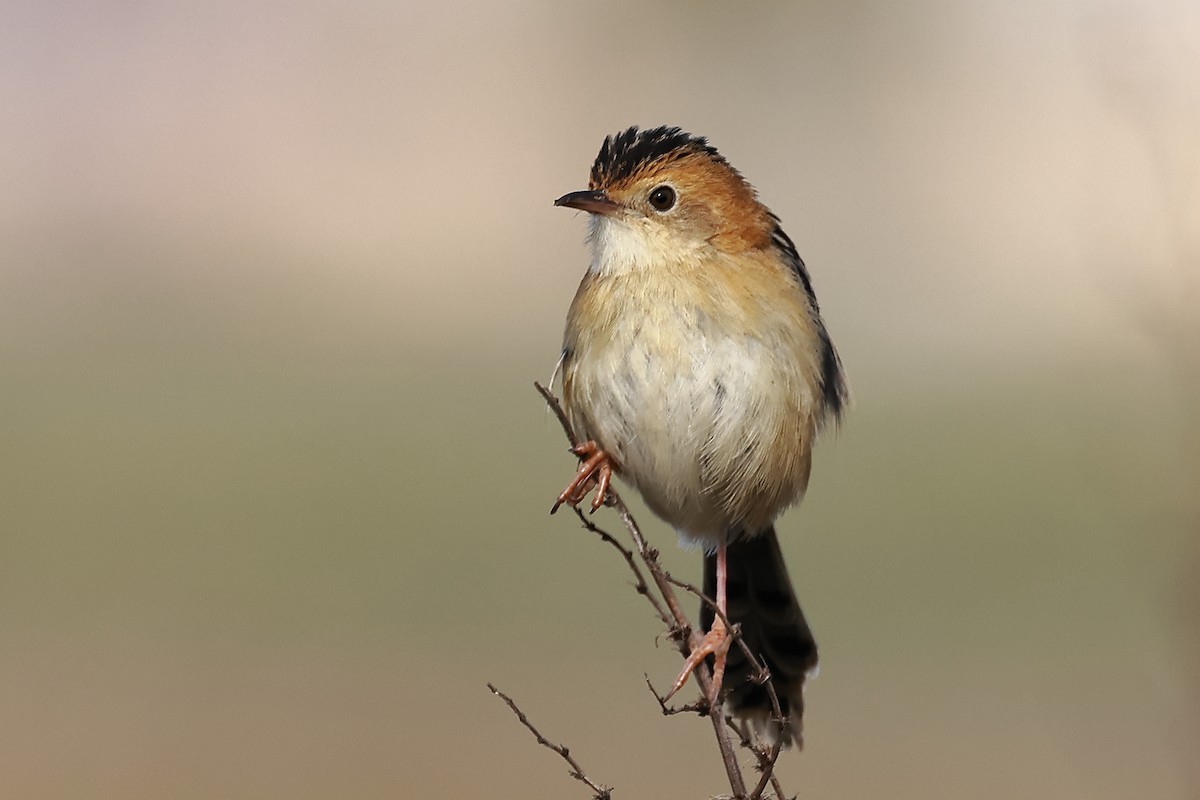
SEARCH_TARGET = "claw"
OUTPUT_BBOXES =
[550,441,615,514]
[663,617,731,705]
[590,459,612,513]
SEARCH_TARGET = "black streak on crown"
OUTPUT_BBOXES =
[589,126,725,188]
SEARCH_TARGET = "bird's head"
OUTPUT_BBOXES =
[556,126,776,274]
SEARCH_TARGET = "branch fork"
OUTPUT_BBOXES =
[487,382,797,800]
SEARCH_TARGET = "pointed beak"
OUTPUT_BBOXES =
[554,189,619,216]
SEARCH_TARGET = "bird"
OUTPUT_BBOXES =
[550,125,847,748]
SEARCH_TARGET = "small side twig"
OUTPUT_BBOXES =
[728,637,790,800]
[488,683,613,800]
[644,673,707,716]
[536,380,580,447]
[570,506,671,627]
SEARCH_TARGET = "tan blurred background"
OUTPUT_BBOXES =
[2,1,1198,797]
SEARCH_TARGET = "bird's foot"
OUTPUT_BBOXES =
[550,440,615,514]
[664,616,731,706]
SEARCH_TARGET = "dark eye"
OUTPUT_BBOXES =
[647,185,676,212]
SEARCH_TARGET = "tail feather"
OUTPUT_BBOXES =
[702,526,817,748]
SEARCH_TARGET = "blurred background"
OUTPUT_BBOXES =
[2,1,1197,797]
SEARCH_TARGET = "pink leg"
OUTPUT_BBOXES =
[709,542,729,693]
[664,541,732,705]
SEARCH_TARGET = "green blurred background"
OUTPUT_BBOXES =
[2,2,1197,797]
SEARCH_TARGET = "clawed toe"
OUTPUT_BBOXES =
[551,441,615,514]
[664,618,731,706]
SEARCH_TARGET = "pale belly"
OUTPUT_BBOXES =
[563,305,818,547]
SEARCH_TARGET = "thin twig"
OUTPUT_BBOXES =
[536,381,752,799]
[668,574,791,799]
[609,492,748,797]
[663,572,734,631]
[570,507,671,627]
[644,674,707,716]
[744,657,787,800]
[536,380,580,447]
[488,683,613,800]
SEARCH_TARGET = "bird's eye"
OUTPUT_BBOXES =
[647,185,676,212]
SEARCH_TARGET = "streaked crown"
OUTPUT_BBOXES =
[589,126,730,189]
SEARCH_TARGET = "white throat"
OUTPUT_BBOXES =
[587,214,696,277]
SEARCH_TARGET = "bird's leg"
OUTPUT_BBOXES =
[551,440,615,514]
[665,541,732,706]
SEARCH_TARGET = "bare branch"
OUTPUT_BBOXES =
[644,673,708,717]
[535,380,580,447]
[535,382,765,799]
[607,498,749,796]
[488,683,613,800]
[570,506,671,627]
[666,574,792,799]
